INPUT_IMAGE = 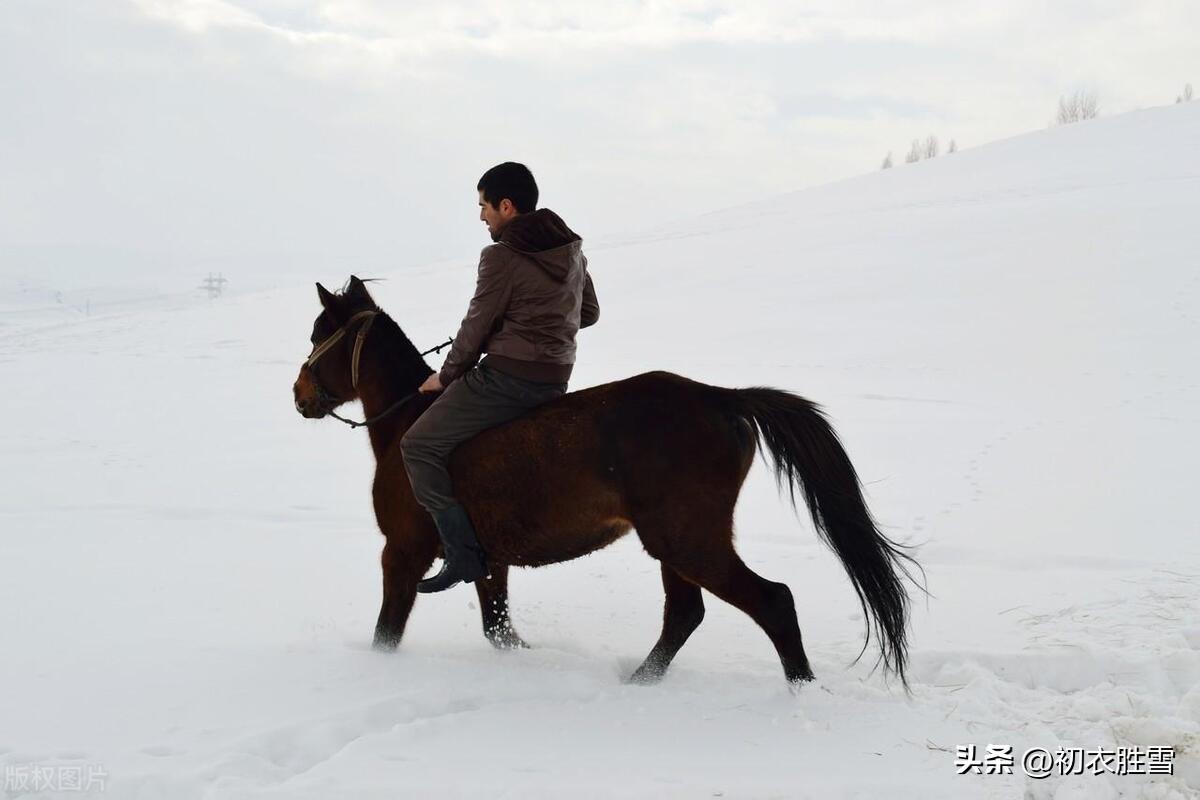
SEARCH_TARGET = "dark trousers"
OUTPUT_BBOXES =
[400,363,568,515]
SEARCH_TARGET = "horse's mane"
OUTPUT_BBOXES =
[335,279,435,394]
[368,307,434,395]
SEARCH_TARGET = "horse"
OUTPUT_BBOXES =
[292,276,922,687]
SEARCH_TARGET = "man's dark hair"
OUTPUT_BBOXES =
[477,162,538,214]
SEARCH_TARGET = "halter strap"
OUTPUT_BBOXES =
[304,309,378,389]
[350,313,375,388]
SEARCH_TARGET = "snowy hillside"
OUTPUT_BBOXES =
[2,102,1199,799]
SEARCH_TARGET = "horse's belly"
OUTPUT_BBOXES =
[488,517,634,568]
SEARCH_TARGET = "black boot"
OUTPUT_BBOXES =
[417,504,489,593]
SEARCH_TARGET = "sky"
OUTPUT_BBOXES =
[1,0,1198,292]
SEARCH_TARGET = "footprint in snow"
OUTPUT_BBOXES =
[140,745,182,757]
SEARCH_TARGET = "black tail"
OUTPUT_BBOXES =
[731,386,923,685]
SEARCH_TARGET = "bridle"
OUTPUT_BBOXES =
[305,309,379,390]
[304,309,452,429]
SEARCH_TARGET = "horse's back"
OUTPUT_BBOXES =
[459,369,739,464]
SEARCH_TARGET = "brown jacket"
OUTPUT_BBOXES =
[439,208,599,386]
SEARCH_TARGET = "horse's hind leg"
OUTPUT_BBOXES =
[629,565,705,684]
[474,565,528,650]
[649,525,814,685]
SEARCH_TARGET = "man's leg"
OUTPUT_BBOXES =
[401,364,566,592]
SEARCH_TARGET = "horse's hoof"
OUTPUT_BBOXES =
[627,665,666,685]
[786,673,816,693]
[485,625,529,650]
[488,634,529,651]
[372,633,401,652]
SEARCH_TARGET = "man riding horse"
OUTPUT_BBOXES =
[401,162,600,593]
[295,165,919,684]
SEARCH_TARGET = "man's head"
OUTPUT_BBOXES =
[477,162,538,241]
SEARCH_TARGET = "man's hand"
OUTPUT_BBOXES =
[419,373,444,394]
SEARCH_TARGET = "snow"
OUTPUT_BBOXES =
[2,102,1199,798]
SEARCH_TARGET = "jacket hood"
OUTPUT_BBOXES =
[498,208,583,282]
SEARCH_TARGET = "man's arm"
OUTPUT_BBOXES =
[437,246,514,386]
[580,254,599,329]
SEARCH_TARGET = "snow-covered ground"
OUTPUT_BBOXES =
[3,102,1199,799]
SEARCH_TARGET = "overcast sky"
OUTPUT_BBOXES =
[2,1,1197,289]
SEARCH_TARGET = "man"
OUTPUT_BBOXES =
[400,162,600,593]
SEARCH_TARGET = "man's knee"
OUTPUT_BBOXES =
[400,429,431,466]
[401,425,456,467]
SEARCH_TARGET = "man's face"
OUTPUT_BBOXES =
[479,191,517,241]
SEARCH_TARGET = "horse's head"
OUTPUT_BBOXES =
[293,275,379,419]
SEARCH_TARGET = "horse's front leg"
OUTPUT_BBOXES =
[475,565,528,650]
[373,537,435,650]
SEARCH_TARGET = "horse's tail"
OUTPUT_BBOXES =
[729,386,924,685]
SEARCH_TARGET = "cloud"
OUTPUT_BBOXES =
[2,0,1198,290]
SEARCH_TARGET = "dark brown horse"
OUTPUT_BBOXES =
[293,276,921,686]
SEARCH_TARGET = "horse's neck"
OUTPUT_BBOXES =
[356,352,433,460]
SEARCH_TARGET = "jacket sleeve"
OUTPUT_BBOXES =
[580,254,599,329]
[439,246,514,385]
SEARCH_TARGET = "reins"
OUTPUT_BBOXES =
[305,310,453,429]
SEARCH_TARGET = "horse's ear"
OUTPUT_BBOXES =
[317,282,339,312]
[345,275,376,307]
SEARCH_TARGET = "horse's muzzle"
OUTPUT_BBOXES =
[294,398,328,419]
[293,377,332,419]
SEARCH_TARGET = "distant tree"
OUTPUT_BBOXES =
[1080,92,1099,119]
[1062,92,1087,122]
[881,151,893,170]
[947,139,958,154]
[924,135,939,158]
[905,139,922,163]
[1057,90,1099,124]
[1056,93,1076,123]
[1178,83,1194,103]
[1081,92,1099,119]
